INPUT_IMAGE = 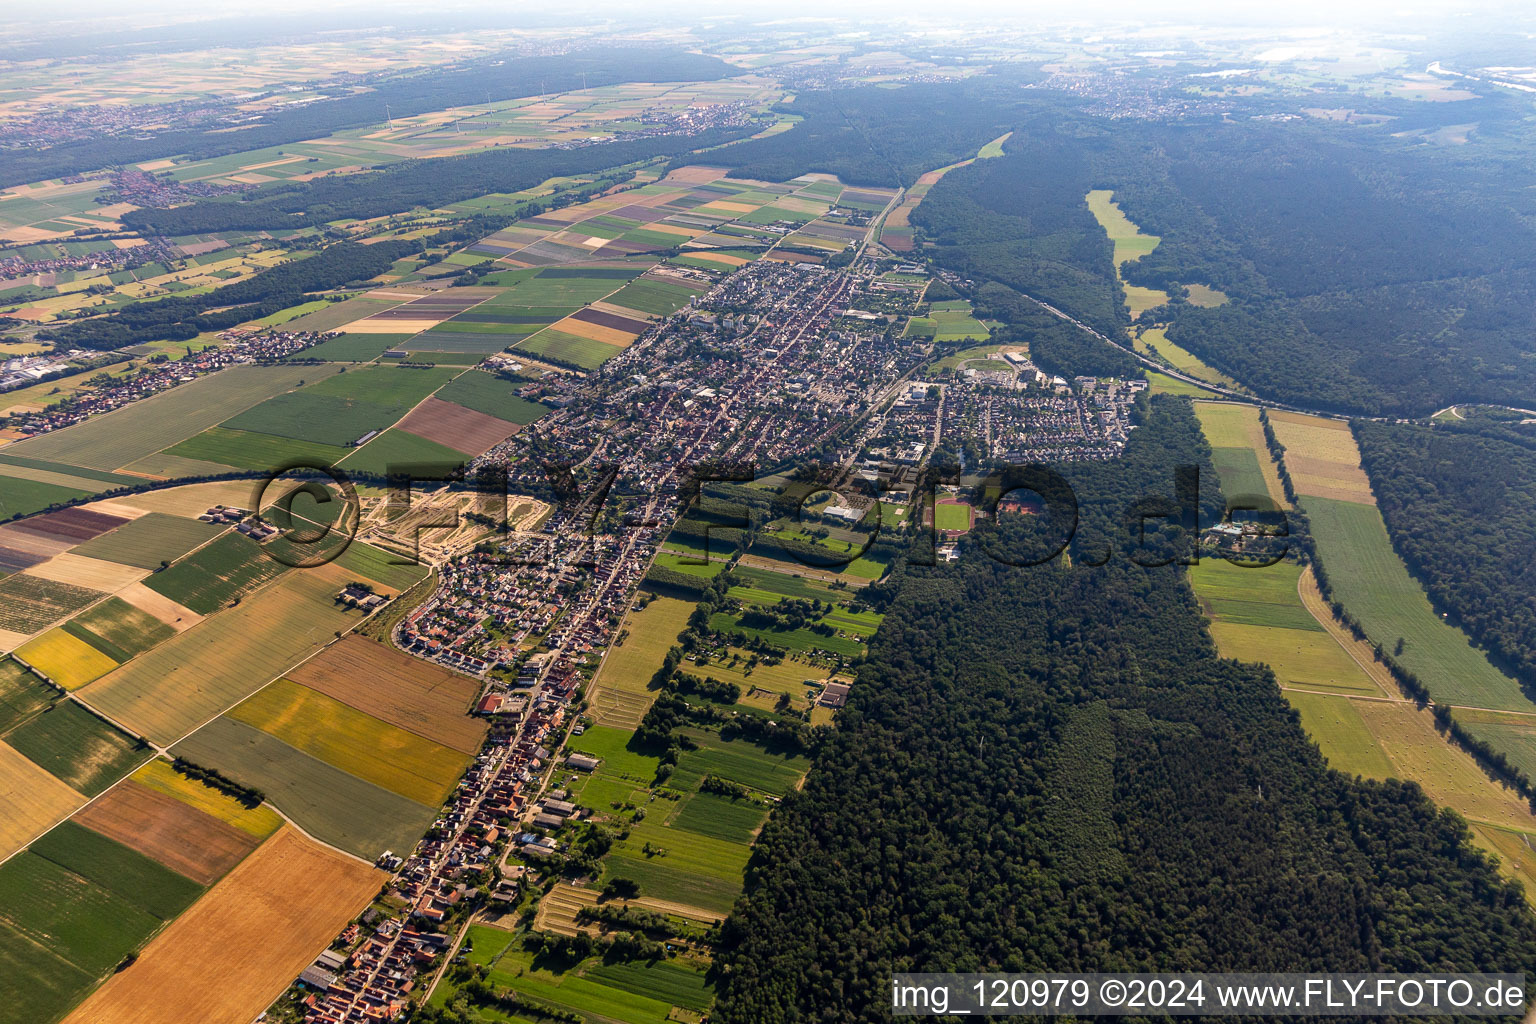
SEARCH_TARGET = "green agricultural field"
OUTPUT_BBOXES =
[432,371,550,424]
[1208,447,1275,506]
[171,715,437,860]
[30,822,203,919]
[480,266,645,305]
[430,926,711,1024]
[0,924,94,1024]
[0,661,57,733]
[0,476,91,522]
[332,540,430,592]
[1186,559,1323,633]
[515,329,622,370]
[3,701,148,796]
[222,365,458,446]
[69,512,224,569]
[278,295,395,333]
[1303,496,1530,712]
[0,853,163,984]
[337,428,471,478]
[670,728,808,796]
[728,565,836,602]
[671,791,767,843]
[141,532,287,614]
[0,575,103,634]
[64,597,177,661]
[288,333,412,362]
[81,567,366,746]
[5,364,331,472]
[601,844,746,916]
[606,279,697,316]
[162,426,354,473]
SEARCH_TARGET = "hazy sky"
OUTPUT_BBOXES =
[2,0,1531,48]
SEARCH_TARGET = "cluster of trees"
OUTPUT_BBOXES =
[124,124,754,235]
[711,398,1536,1022]
[169,756,265,809]
[6,48,737,188]
[1355,419,1536,687]
[38,239,414,350]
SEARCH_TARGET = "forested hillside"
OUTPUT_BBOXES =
[712,399,1536,1023]
[909,106,1126,339]
[1,48,738,189]
[1355,418,1536,687]
[910,99,1536,416]
[709,83,1022,189]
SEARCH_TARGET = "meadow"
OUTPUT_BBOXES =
[590,593,693,729]
[68,512,223,570]
[1303,495,1533,716]
[6,365,328,473]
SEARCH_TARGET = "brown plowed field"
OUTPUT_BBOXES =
[396,397,521,457]
[73,779,260,885]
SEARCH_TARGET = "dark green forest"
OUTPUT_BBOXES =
[908,93,1536,417]
[0,48,737,189]
[711,399,1536,1023]
[1355,418,1536,686]
[708,83,1024,189]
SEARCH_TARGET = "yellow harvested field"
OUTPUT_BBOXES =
[698,200,758,214]
[0,738,85,861]
[0,628,29,654]
[15,629,120,689]
[591,593,693,728]
[549,315,637,347]
[344,317,442,334]
[115,582,202,632]
[229,679,472,806]
[1266,411,1376,504]
[21,552,146,592]
[62,826,385,1024]
[686,251,750,267]
[129,758,283,838]
[117,480,264,517]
